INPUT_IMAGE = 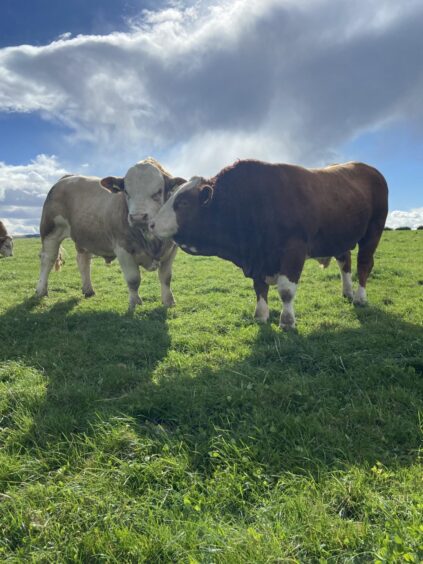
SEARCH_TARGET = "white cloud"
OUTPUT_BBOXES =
[1,1,423,233]
[0,155,68,235]
[386,208,423,229]
[0,0,422,174]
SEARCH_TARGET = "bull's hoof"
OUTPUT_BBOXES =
[353,287,367,306]
[83,289,96,298]
[279,311,296,331]
[254,299,269,323]
[36,288,48,298]
[162,292,176,307]
[128,296,142,314]
[343,291,354,301]
[254,312,269,323]
[279,322,296,331]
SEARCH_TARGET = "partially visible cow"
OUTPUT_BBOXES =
[150,160,388,329]
[36,158,186,310]
[0,221,13,258]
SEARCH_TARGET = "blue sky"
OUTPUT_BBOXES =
[1,0,423,234]
[0,0,156,47]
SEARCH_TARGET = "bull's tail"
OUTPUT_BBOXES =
[54,246,65,271]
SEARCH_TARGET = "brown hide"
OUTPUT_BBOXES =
[171,160,388,282]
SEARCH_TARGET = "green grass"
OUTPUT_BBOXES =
[1,231,422,562]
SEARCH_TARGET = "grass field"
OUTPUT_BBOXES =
[1,232,422,562]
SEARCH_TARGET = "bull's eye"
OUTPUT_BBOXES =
[176,199,189,209]
[152,191,162,202]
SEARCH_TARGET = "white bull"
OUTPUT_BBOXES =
[36,158,185,311]
[0,221,13,258]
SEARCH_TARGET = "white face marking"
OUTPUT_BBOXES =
[151,177,201,239]
[124,161,165,223]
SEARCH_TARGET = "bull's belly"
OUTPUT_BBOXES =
[69,225,114,257]
[307,227,365,258]
[264,255,331,285]
[308,215,370,258]
[308,241,356,259]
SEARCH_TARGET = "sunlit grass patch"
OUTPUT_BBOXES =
[0,232,422,561]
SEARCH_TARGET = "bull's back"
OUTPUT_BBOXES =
[305,162,388,256]
[219,160,387,259]
[40,176,116,254]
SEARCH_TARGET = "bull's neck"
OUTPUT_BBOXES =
[116,193,165,258]
[191,198,247,263]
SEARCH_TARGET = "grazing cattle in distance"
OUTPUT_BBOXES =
[0,221,13,258]
[36,158,186,311]
[150,160,388,329]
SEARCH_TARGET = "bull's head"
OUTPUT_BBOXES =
[0,236,13,258]
[149,177,213,240]
[101,160,185,227]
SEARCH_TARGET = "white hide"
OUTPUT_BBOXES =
[151,177,201,239]
[124,161,165,224]
[0,238,13,257]
[254,296,269,322]
[353,285,367,306]
[277,275,298,329]
[336,259,353,299]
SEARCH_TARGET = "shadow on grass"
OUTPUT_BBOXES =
[0,297,171,443]
[0,296,422,475]
[124,305,423,475]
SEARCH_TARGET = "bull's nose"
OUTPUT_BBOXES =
[149,221,155,232]
[129,213,149,223]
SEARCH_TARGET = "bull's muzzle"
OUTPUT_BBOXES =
[129,213,149,224]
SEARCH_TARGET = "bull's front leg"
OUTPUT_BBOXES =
[76,247,95,297]
[253,278,269,322]
[115,246,142,312]
[277,242,306,330]
[158,246,177,307]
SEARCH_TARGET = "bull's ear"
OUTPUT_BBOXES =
[100,176,125,192]
[199,185,213,207]
[165,176,186,199]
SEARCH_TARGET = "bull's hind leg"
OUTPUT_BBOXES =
[36,235,63,297]
[76,247,95,297]
[253,278,269,322]
[158,246,177,307]
[336,251,353,300]
[354,222,384,306]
